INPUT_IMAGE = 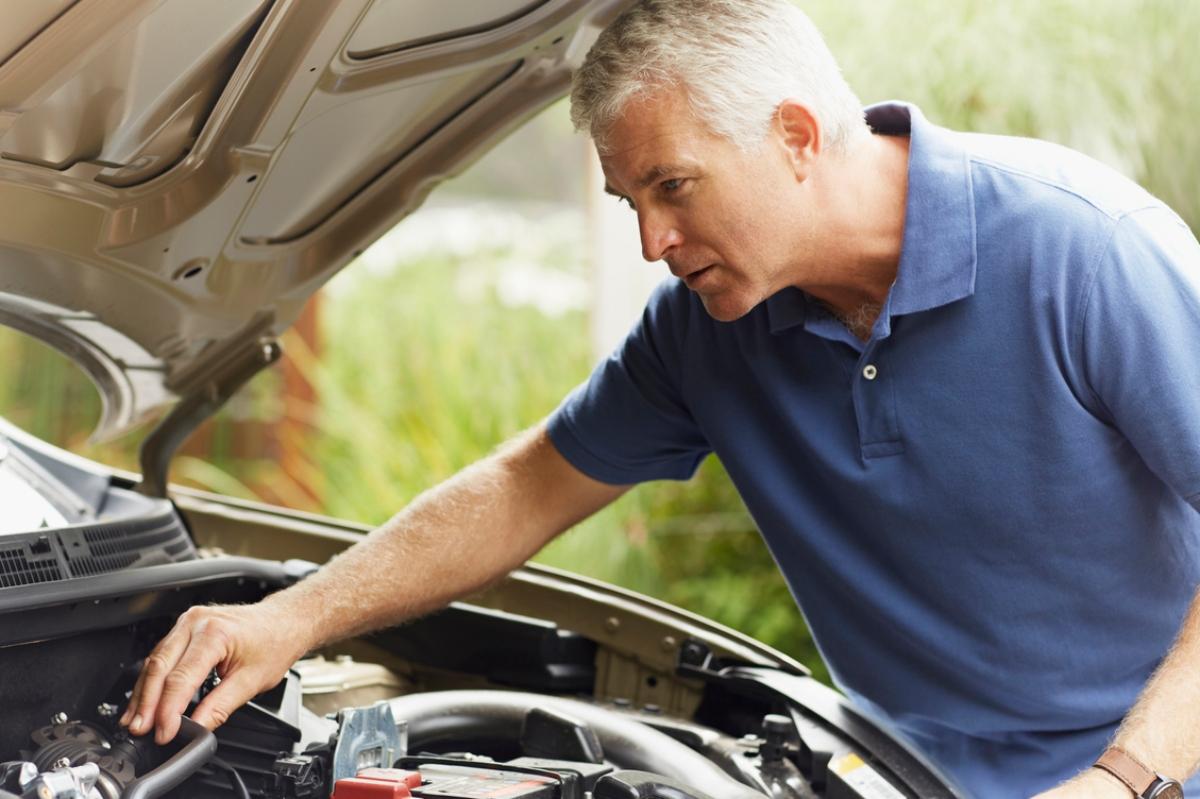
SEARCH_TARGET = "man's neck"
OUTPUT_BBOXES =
[798,132,911,325]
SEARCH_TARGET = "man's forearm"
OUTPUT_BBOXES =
[260,423,626,654]
[1037,587,1200,797]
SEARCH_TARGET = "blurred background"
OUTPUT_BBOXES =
[1,0,1196,685]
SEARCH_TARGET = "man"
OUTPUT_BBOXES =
[121,1,1200,797]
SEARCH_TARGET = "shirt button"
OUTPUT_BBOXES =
[862,364,878,381]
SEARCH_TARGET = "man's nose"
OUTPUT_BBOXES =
[638,209,683,262]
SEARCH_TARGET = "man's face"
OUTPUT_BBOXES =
[599,86,808,322]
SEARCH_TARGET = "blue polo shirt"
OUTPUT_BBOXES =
[547,103,1200,797]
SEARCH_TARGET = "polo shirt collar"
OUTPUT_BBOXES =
[766,102,977,334]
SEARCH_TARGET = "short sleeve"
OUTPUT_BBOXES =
[547,280,711,484]
[1079,207,1200,509]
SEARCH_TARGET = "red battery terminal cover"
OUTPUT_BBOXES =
[333,769,423,799]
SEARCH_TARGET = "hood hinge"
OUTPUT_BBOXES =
[137,336,283,498]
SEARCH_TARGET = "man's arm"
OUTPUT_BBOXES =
[119,421,628,744]
[1033,211,1200,798]
[1034,588,1200,797]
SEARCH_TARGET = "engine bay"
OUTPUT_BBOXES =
[0,422,961,799]
[0,622,944,799]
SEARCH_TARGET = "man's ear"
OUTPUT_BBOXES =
[774,99,822,180]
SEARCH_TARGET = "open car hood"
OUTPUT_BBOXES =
[0,0,626,449]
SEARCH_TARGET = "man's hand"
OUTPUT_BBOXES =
[119,600,310,744]
[1031,767,1134,798]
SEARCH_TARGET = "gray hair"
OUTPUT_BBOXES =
[571,0,869,155]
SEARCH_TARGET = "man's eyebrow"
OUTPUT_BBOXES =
[603,164,691,198]
[636,164,688,188]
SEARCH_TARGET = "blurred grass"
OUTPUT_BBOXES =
[1,0,1197,688]
[299,251,592,519]
[805,0,1200,228]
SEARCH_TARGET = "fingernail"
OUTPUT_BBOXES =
[131,714,142,732]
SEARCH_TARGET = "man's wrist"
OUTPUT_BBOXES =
[1093,745,1186,799]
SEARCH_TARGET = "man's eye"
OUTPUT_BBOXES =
[660,178,686,194]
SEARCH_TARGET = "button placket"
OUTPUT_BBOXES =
[852,345,904,459]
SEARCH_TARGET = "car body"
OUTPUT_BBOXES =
[0,2,961,798]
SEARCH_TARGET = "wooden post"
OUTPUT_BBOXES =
[584,142,661,361]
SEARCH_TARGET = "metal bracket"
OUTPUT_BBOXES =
[331,701,408,783]
[137,336,282,498]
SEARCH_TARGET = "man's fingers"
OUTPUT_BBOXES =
[190,670,265,732]
[152,619,236,744]
[122,624,194,734]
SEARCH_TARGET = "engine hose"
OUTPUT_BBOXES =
[387,691,765,799]
[121,718,216,799]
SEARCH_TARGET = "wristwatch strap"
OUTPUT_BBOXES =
[1094,747,1157,796]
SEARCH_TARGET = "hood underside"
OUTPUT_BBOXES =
[0,0,626,440]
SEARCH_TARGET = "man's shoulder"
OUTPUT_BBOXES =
[956,130,1161,222]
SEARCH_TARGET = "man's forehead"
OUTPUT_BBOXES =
[596,86,726,190]
[600,85,708,148]
[598,124,710,194]
[602,113,690,152]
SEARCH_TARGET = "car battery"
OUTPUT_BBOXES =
[335,765,556,799]
[347,759,616,799]
[414,763,563,799]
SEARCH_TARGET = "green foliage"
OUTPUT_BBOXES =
[0,329,141,468]
[803,0,1200,228]
[305,252,593,520]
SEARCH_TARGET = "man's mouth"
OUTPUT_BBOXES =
[682,264,715,288]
